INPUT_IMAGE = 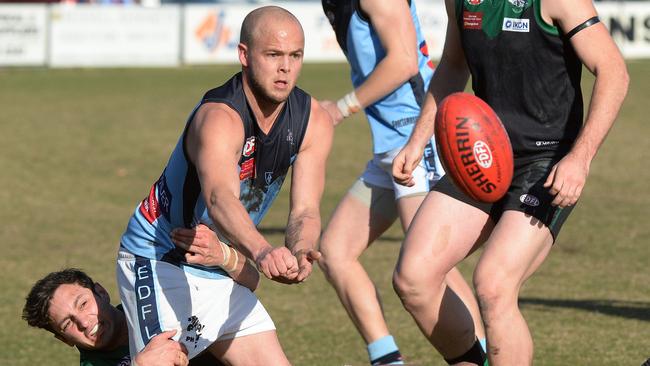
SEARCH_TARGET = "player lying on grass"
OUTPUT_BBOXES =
[23,226,255,366]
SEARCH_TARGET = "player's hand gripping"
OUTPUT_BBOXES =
[255,246,300,284]
[392,142,424,187]
[292,248,322,282]
[543,150,590,208]
[134,329,188,366]
[171,224,223,267]
[319,100,345,126]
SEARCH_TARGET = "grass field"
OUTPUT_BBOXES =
[1,61,649,366]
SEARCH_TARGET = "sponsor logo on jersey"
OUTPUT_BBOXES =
[139,174,172,224]
[419,40,435,69]
[473,140,493,169]
[520,194,540,207]
[243,136,256,157]
[463,11,483,30]
[535,140,560,147]
[239,158,255,180]
[502,17,530,32]
[467,0,484,5]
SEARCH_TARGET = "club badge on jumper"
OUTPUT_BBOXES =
[502,17,530,32]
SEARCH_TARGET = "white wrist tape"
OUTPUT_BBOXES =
[218,241,238,273]
[336,91,361,118]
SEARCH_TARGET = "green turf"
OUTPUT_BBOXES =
[1,61,648,365]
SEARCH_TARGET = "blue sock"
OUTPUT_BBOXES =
[479,338,487,352]
[367,335,404,365]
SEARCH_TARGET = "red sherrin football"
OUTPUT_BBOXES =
[434,92,513,203]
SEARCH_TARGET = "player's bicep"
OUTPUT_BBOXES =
[187,105,244,204]
[363,0,417,61]
[440,0,469,71]
[546,0,622,75]
[291,100,334,211]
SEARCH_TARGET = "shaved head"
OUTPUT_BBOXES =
[240,6,303,49]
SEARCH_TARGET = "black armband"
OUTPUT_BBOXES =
[566,16,600,39]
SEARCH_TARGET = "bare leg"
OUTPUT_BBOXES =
[396,195,486,342]
[319,191,396,343]
[393,192,492,359]
[209,330,290,366]
[473,211,554,366]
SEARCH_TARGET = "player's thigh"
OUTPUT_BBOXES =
[320,179,397,260]
[474,210,554,295]
[396,191,492,280]
[209,330,289,366]
[395,194,425,231]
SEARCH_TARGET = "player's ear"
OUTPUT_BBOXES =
[93,283,110,303]
[238,43,249,67]
[54,333,74,347]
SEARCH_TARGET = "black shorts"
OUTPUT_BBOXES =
[432,157,574,240]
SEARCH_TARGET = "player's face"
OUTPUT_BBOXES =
[241,19,304,105]
[47,283,118,350]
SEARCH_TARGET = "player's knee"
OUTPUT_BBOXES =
[473,270,516,316]
[392,268,427,310]
[316,247,348,278]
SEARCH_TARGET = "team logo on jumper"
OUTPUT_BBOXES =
[184,315,206,349]
[520,194,540,207]
[243,136,256,157]
[508,0,527,8]
[467,0,483,5]
[265,172,273,185]
[503,17,530,32]
[463,11,483,29]
[473,141,493,169]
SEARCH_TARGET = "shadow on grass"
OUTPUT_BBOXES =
[520,297,650,322]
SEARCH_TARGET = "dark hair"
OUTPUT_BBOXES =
[22,268,95,333]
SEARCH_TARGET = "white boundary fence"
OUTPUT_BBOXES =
[1,1,649,67]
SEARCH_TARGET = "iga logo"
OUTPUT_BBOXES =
[243,136,256,157]
[467,0,484,4]
[503,17,530,32]
[519,194,540,207]
[473,140,493,169]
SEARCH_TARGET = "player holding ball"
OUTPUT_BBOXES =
[392,0,628,365]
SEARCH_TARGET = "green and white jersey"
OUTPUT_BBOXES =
[456,0,584,162]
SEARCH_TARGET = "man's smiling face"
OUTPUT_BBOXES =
[47,283,120,350]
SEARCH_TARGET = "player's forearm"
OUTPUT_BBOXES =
[284,208,321,254]
[571,63,629,161]
[207,192,272,262]
[408,60,470,149]
[228,251,260,291]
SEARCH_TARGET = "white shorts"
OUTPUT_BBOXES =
[361,139,445,200]
[116,251,275,360]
